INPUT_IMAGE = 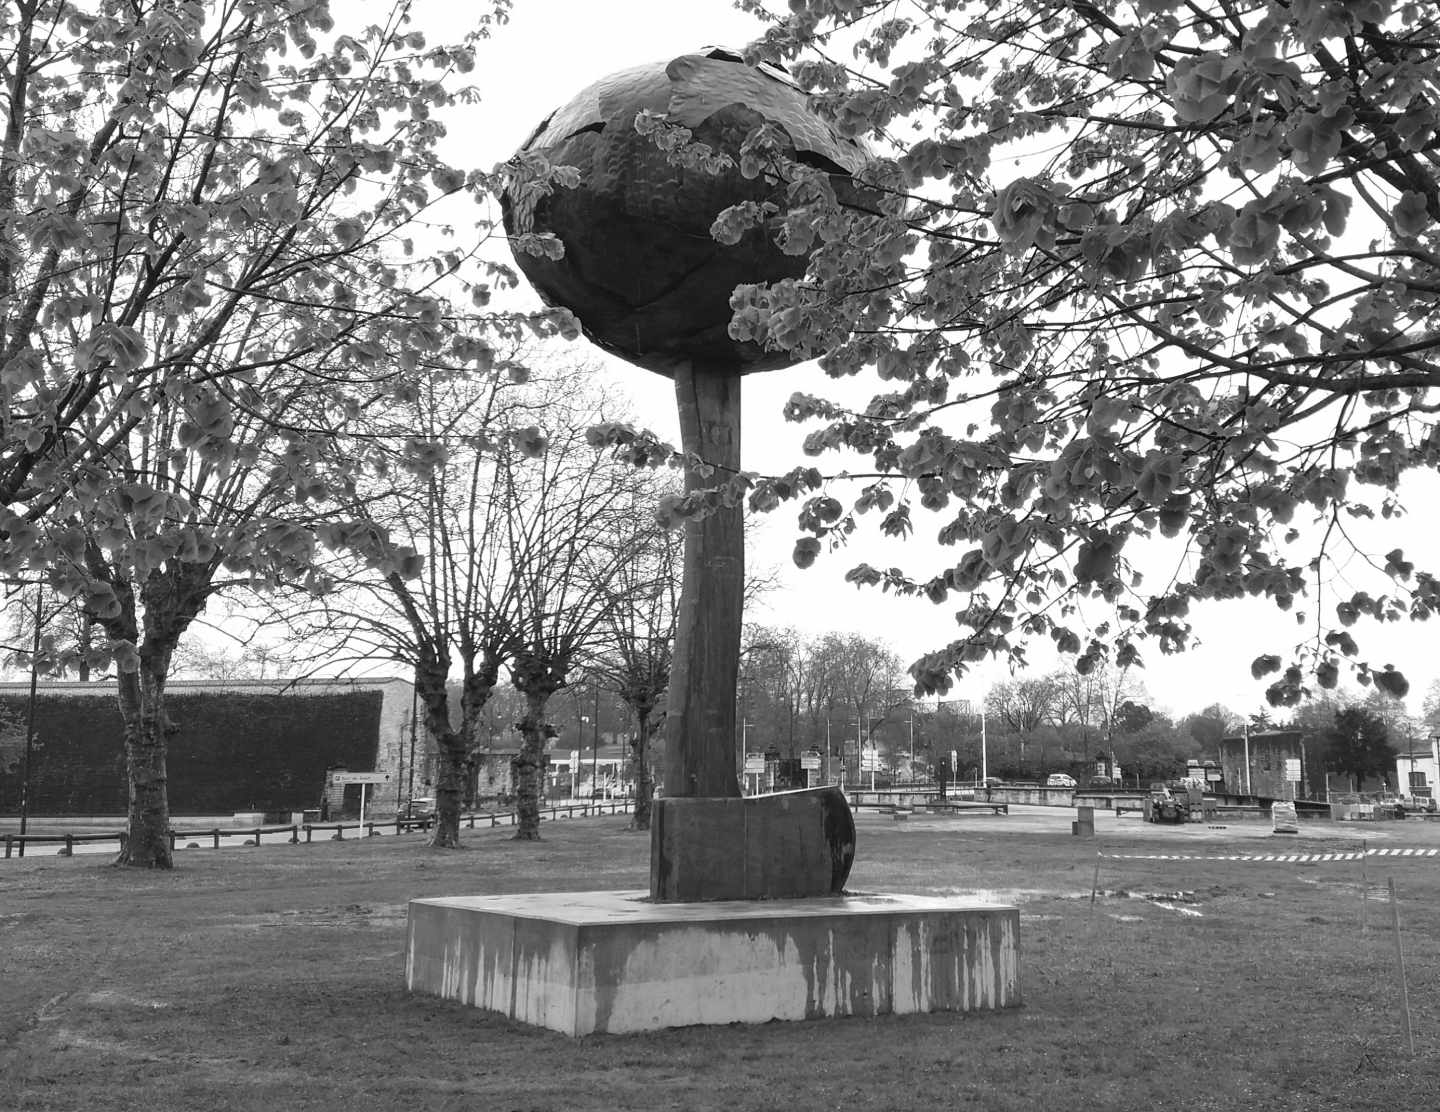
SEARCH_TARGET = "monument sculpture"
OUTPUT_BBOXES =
[404,48,1020,1034]
[501,46,864,900]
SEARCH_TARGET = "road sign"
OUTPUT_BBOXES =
[743,755,765,775]
[800,754,821,770]
[330,772,389,785]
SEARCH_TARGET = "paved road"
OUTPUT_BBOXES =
[855,801,1440,846]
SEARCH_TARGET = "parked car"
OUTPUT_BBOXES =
[1046,773,1077,788]
[396,797,435,822]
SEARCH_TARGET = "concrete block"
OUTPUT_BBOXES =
[406,890,1021,1036]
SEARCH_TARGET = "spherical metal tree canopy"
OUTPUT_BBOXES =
[502,47,868,376]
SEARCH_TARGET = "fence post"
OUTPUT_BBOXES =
[169,830,177,853]
[289,825,299,844]
[63,834,74,856]
[1388,877,1417,1055]
[3,834,10,859]
[213,829,221,849]
[253,827,262,846]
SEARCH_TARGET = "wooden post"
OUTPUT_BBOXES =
[1361,838,1368,934]
[1388,877,1416,1055]
[664,363,743,799]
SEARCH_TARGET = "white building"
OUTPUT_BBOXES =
[1395,737,1440,799]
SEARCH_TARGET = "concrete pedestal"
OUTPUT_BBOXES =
[406,890,1021,1036]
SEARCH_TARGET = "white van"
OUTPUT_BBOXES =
[1046,773,1077,788]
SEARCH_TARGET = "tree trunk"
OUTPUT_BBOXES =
[411,656,466,849]
[514,688,549,840]
[664,364,743,798]
[105,561,208,870]
[113,663,173,868]
[629,705,657,831]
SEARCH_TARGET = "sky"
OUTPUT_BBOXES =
[368,0,1440,722]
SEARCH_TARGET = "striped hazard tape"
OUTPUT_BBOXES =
[1099,847,1440,863]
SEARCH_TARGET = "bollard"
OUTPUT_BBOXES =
[64,834,74,856]
[169,830,177,852]
[304,824,313,844]
[1072,805,1096,837]
[289,825,299,844]
[213,829,222,849]
[3,834,10,859]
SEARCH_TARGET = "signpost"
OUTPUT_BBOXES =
[330,772,390,829]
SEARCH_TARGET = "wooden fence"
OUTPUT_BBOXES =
[1,799,635,859]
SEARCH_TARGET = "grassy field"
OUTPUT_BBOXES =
[2,808,1438,1111]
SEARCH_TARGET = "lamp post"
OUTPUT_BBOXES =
[591,688,600,799]
[578,716,589,799]
[18,587,43,838]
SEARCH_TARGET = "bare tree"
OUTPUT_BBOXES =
[498,379,668,841]
[587,488,682,831]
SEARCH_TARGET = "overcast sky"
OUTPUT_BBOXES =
[389,0,1440,722]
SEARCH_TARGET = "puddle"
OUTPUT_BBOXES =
[933,886,1093,904]
[1149,901,1204,917]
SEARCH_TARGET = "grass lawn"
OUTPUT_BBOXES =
[2,808,1438,1111]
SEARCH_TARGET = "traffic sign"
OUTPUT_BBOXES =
[330,772,389,785]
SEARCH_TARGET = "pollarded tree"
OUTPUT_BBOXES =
[0,1,556,866]
[498,377,671,841]
[725,0,1440,704]
[286,353,534,850]
[587,488,682,832]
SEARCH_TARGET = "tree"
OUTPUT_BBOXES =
[1423,679,1440,738]
[1324,706,1397,791]
[587,485,682,832]
[723,0,1440,705]
[1180,703,1240,750]
[290,354,526,850]
[815,632,905,780]
[499,380,666,841]
[0,1,546,866]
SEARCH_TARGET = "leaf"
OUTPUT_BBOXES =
[1393,190,1429,238]
[332,218,365,248]
[1250,654,1282,679]
[1373,668,1409,698]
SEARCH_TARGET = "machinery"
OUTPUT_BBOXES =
[1145,782,1190,823]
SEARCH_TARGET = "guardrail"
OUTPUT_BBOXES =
[1,799,635,860]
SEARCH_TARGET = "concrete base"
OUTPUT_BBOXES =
[406,890,1021,1036]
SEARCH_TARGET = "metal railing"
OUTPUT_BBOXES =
[1,799,635,859]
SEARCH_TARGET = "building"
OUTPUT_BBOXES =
[1395,738,1440,799]
[1216,729,1319,800]
[0,677,414,817]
